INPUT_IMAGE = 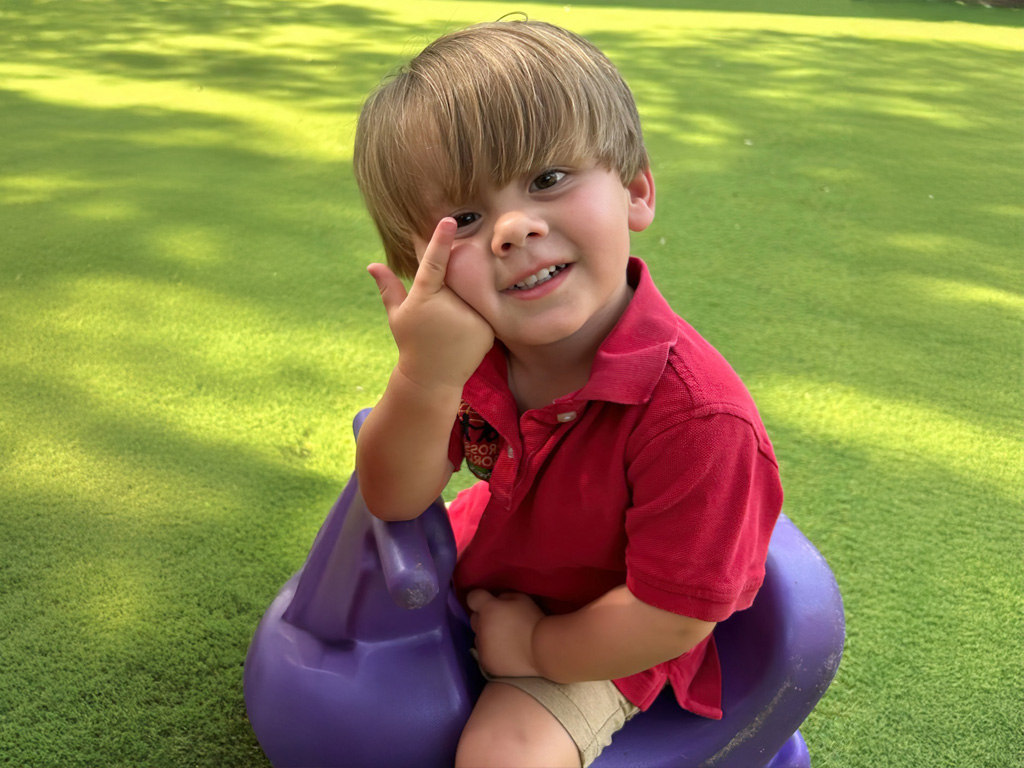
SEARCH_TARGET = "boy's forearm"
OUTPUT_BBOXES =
[531,585,715,684]
[356,367,462,521]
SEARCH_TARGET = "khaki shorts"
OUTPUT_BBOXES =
[480,664,640,767]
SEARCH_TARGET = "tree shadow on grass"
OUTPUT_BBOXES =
[461,0,1023,26]
[0,0,432,324]
[588,23,1020,436]
[0,5,438,765]
[0,360,338,765]
[0,0,411,98]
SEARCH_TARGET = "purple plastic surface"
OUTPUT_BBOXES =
[244,409,844,768]
[765,733,811,768]
[244,415,483,768]
[591,515,843,768]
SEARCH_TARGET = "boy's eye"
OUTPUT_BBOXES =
[453,212,480,228]
[530,170,566,191]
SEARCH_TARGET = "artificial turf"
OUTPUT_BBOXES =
[1,1,1021,766]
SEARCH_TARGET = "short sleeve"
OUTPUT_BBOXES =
[624,413,783,623]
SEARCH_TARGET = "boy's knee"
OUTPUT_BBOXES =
[455,683,580,768]
[455,720,542,768]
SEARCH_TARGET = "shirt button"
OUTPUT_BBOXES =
[507,444,514,458]
[556,411,577,423]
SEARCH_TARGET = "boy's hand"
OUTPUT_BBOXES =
[466,589,545,678]
[367,218,494,393]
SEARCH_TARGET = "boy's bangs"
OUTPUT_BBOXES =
[396,75,601,236]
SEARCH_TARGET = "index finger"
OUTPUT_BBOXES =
[411,217,457,294]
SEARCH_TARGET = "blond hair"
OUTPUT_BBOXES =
[353,19,648,277]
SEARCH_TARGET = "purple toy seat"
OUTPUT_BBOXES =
[244,410,844,768]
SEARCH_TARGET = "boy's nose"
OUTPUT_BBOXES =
[491,210,548,255]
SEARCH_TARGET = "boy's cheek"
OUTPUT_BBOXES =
[447,242,471,268]
[445,248,490,309]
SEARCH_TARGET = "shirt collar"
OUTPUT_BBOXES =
[575,257,679,405]
[465,257,679,410]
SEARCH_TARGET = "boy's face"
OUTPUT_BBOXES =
[412,160,655,351]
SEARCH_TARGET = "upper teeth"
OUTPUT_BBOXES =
[511,264,567,290]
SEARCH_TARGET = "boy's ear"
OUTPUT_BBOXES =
[626,166,656,232]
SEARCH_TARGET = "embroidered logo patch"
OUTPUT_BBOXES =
[459,401,500,481]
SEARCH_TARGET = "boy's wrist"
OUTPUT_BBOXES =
[391,359,467,403]
[530,616,568,684]
[529,619,548,681]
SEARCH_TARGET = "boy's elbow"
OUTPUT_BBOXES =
[369,507,422,522]
[627,591,717,661]
[366,501,424,522]
[355,437,452,521]
[357,470,424,522]
[670,616,716,657]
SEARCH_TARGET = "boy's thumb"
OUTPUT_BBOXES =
[366,263,407,314]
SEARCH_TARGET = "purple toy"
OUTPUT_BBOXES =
[244,410,844,767]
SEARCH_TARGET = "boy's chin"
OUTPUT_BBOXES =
[497,320,592,351]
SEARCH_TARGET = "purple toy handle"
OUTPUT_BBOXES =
[244,409,480,768]
[281,410,450,641]
[355,409,441,610]
[371,515,441,609]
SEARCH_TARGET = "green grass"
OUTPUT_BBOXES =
[1,1,1021,766]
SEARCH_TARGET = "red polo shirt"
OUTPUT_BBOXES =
[447,257,783,717]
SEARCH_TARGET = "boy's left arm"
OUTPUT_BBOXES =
[468,412,781,682]
[467,585,714,683]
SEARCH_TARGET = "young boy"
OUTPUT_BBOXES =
[353,19,782,768]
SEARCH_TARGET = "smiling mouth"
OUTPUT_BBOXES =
[507,264,568,291]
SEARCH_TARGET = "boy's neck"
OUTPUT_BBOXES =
[504,283,635,413]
